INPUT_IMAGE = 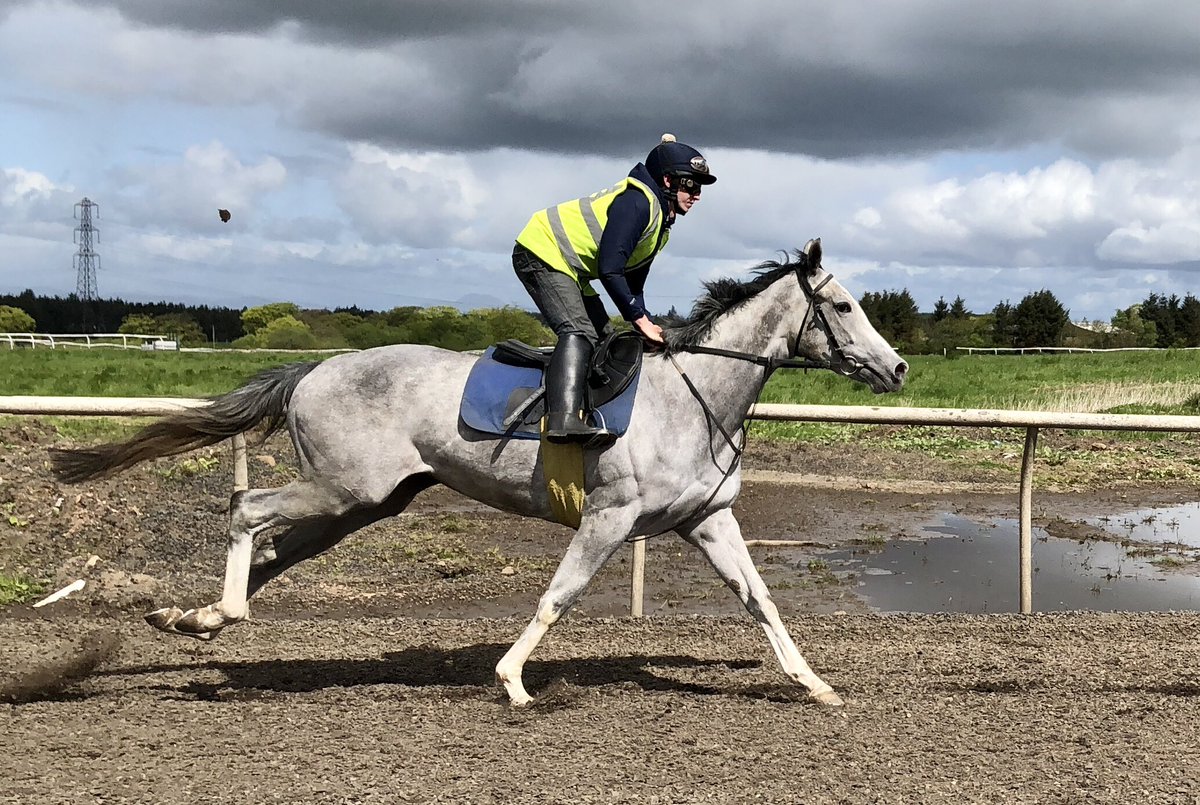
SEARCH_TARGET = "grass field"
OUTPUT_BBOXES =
[2,347,1198,446]
[4,348,1200,408]
[762,350,1200,413]
[0,349,323,398]
[759,350,1200,442]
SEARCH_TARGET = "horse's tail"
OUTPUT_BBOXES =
[50,361,322,484]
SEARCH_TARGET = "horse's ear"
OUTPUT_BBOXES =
[802,238,822,269]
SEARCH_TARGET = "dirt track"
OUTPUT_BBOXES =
[5,613,1200,804]
[5,424,1200,802]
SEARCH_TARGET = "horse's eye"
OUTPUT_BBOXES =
[834,301,852,314]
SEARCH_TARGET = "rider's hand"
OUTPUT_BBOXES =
[632,316,664,345]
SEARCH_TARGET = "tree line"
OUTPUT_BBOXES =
[859,289,1200,353]
[1,286,1198,354]
[0,290,553,350]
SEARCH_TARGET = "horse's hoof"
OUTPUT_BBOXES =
[496,671,533,706]
[508,692,534,708]
[174,607,220,635]
[810,688,845,707]
[145,607,222,640]
[145,607,184,632]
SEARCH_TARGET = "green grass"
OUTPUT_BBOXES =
[756,351,1200,442]
[0,349,334,397]
[0,349,342,440]
[762,351,1200,411]
[0,572,44,606]
[3,348,1199,451]
[6,347,1199,409]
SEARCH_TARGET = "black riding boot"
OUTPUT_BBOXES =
[544,334,614,447]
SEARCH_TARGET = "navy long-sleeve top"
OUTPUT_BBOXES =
[596,162,673,322]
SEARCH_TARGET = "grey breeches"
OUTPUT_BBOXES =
[512,244,614,347]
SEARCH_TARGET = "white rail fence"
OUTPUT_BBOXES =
[0,396,248,491]
[2,396,1198,616]
[957,345,1200,355]
[0,333,176,350]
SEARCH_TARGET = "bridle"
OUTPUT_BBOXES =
[674,263,864,378]
[628,261,868,541]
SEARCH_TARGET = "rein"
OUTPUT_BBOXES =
[627,264,863,542]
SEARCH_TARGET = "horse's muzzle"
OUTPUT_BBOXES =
[851,357,908,394]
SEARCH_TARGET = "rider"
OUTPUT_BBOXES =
[513,133,717,446]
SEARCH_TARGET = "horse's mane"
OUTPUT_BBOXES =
[660,250,810,350]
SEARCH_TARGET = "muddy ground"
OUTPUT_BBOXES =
[4,422,1200,803]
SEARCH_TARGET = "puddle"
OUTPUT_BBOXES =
[829,513,1200,614]
[1086,501,1200,550]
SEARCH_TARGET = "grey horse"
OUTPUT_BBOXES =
[52,239,907,706]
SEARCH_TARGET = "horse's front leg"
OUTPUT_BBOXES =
[495,507,636,706]
[678,508,843,706]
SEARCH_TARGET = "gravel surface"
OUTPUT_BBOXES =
[5,423,1200,803]
[4,613,1200,803]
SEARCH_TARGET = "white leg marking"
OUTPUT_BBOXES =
[680,509,842,705]
[496,510,632,705]
[496,605,556,706]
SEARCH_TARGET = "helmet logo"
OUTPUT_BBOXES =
[690,156,709,174]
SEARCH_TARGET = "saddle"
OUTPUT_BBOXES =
[459,331,645,441]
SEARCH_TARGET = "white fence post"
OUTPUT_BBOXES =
[630,539,646,618]
[1019,427,1039,614]
[232,433,249,493]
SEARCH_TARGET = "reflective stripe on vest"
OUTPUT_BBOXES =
[516,177,667,283]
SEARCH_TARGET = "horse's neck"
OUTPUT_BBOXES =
[704,280,799,358]
[683,277,805,424]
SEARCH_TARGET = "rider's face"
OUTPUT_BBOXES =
[668,176,702,216]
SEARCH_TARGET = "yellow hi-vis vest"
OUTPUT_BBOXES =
[516,177,669,291]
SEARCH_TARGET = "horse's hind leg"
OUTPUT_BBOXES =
[678,508,843,706]
[246,474,438,597]
[147,479,362,639]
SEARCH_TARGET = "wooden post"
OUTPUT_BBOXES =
[232,432,249,493]
[1019,426,1038,614]
[630,539,646,617]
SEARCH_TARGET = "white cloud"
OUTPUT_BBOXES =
[1097,222,1200,264]
[0,167,77,242]
[335,144,484,248]
[6,0,1200,323]
[841,153,1200,270]
[0,166,59,205]
[110,141,286,232]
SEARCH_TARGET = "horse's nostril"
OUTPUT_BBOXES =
[895,362,909,379]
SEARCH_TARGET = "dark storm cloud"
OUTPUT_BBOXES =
[82,0,591,43]
[29,0,1200,160]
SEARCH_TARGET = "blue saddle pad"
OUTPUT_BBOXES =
[459,347,640,440]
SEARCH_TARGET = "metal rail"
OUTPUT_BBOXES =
[0,333,172,350]
[3,396,1197,616]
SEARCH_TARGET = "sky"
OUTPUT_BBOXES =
[2,1,1199,323]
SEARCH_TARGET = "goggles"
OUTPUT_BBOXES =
[673,174,704,195]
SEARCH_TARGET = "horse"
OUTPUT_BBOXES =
[51,239,907,706]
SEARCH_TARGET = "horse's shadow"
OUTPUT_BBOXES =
[103,643,802,703]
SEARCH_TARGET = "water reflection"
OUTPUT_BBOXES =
[831,514,1200,614]
[1086,501,1200,550]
